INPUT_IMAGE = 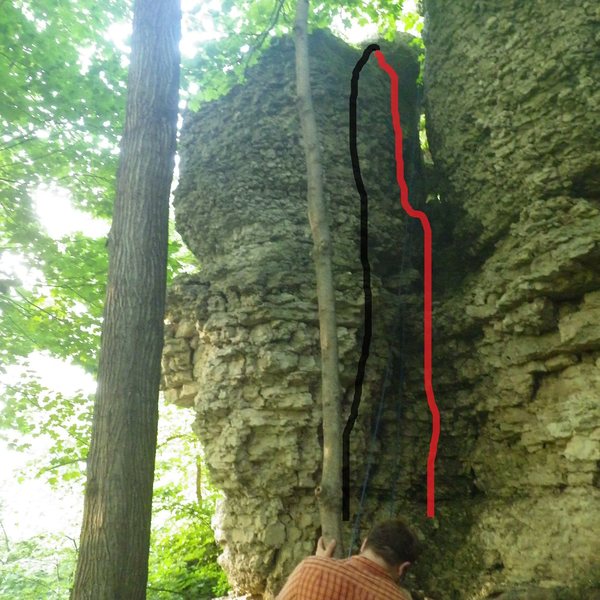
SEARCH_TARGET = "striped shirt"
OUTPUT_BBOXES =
[276,555,412,600]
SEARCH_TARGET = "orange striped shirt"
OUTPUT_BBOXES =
[276,555,412,600]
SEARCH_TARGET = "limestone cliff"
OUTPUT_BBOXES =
[162,4,600,597]
[414,0,600,597]
[163,31,425,598]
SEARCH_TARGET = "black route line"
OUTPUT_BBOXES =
[342,43,380,522]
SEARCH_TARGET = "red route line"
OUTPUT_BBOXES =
[374,50,440,518]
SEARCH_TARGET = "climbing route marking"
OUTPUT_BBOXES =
[374,49,440,519]
[343,45,440,520]
[343,43,379,522]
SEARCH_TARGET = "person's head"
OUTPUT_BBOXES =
[359,519,421,582]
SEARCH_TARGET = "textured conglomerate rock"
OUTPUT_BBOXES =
[162,31,426,598]
[414,0,600,597]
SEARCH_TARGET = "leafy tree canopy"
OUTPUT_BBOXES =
[183,0,421,105]
[1,0,422,373]
[1,0,127,370]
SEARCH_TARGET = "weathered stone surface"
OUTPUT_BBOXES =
[175,319,196,339]
[417,0,600,597]
[164,3,600,597]
[165,31,425,599]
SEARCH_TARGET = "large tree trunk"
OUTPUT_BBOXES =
[71,0,181,597]
[294,0,344,557]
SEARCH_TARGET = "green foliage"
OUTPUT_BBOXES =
[0,0,198,372]
[0,1,426,597]
[182,0,423,108]
[0,401,227,600]
[148,490,229,600]
[167,223,198,283]
[0,372,90,486]
[0,0,198,482]
[147,404,230,599]
[0,501,230,600]
[181,0,292,108]
[1,233,108,374]
[0,0,128,371]
[0,530,77,600]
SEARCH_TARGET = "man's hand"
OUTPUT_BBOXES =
[315,537,337,557]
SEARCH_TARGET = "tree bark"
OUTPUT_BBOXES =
[294,0,344,557]
[71,0,181,597]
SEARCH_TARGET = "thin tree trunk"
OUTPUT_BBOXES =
[196,454,202,504]
[294,0,344,557]
[71,0,181,597]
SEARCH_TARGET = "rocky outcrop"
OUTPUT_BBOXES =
[415,0,600,597]
[163,2,600,597]
[163,31,425,598]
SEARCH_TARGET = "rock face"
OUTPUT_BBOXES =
[163,31,425,598]
[415,0,600,597]
[163,4,600,597]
